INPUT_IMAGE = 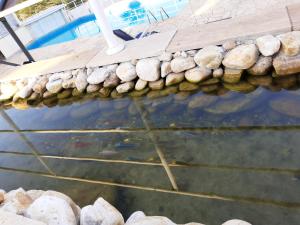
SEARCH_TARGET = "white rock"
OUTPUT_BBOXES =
[105,64,118,73]
[33,76,48,94]
[17,77,36,99]
[49,73,62,82]
[80,197,124,225]
[71,69,79,76]
[135,79,148,91]
[46,79,63,94]
[171,57,196,73]
[222,40,237,51]
[186,50,197,57]
[116,82,135,93]
[25,195,77,225]
[166,73,185,86]
[126,216,176,225]
[184,223,205,225]
[277,31,300,56]
[194,45,224,69]
[161,62,172,78]
[0,210,46,225]
[222,219,252,225]
[126,211,146,224]
[87,84,101,93]
[26,190,45,201]
[75,70,88,92]
[60,71,73,80]
[62,78,76,89]
[213,68,224,78]
[87,67,111,84]
[16,79,28,90]
[159,52,173,62]
[256,35,281,56]
[0,82,18,101]
[136,58,161,81]
[116,62,137,81]
[222,44,259,69]
[86,68,94,76]
[185,67,211,83]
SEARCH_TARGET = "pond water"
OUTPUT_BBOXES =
[0,74,300,225]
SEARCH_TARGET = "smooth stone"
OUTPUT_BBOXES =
[116,62,137,82]
[222,44,259,69]
[149,79,164,90]
[166,73,185,86]
[43,96,58,107]
[247,56,272,75]
[147,90,162,99]
[75,70,88,92]
[104,73,120,88]
[33,77,48,94]
[171,56,196,73]
[126,211,146,224]
[0,191,4,204]
[86,68,94,76]
[201,84,219,92]
[185,67,211,83]
[0,82,18,101]
[188,94,218,109]
[99,87,112,98]
[46,79,63,94]
[71,69,79,76]
[0,210,46,225]
[186,50,197,57]
[18,86,33,99]
[105,64,118,73]
[125,216,176,225]
[222,40,237,51]
[136,58,161,81]
[1,188,33,215]
[116,82,135,93]
[159,52,173,62]
[111,89,124,98]
[60,71,73,80]
[222,219,252,225]
[160,86,178,96]
[80,197,124,225]
[223,82,256,92]
[256,35,281,56]
[25,195,76,225]
[161,61,172,78]
[48,72,62,82]
[72,88,83,97]
[179,82,199,91]
[26,190,44,202]
[131,59,138,65]
[199,77,220,86]
[62,78,76,89]
[135,79,148,91]
[223,68,243,83]
[213,68,223,78]
[128,88,150,97]
[270,98,300,118]
[87,84,101,93]
[194,45,224,69]
[273,52,300,75]
[247,75,273,86]
[57,89,72,99]
[277,31,300,56]
[87,67,111,84]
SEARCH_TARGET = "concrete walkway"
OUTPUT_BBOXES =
[1,2,300,82]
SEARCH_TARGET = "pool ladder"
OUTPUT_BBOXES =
[147,7,170,24]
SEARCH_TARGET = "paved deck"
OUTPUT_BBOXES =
[1,2,300,81]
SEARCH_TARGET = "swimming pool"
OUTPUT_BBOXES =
[27,0,188,50]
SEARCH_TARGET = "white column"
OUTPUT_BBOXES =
[89,0,125,55]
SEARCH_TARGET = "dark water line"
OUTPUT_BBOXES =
[1,166,300,209]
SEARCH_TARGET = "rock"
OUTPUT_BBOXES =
[161,62,172,78]
[223,68,243,83]
[277,31,300,56]
[60,71,73,80]
[12,99,29,110]
[222,40,237,51]
[186,50,197,57]
[247,56,272,75]
[199,77,220,86]
[273,52,300,75]
[105,64,118,73]
[80,197,124,225]
[33,77,48,94]
[116,82,135,93]
[166,73,185,86]
[125,216,176,225]
[49,72,62,82]
[129,88,150,97]
[194,45,224,69]
[99,87,112,98]
[174,91,191,101]
[116,62,137,82]
[86,68,94,76]
[185,67,211,83]
[135,79,148,91]
[43,91,56,99]
[62,78,76,89]
[1,188,33,215]
[0,210,46,225]
[104,73,120,88]
[149,79,164,90]
[159,52,173,62]
[75,70,88,92]
[171,57,196,73]
[87,84,101,93]
[188,94,218,109]
[222,219,252,225]
[201,84,219,92]
[57,89,72,99]
[26,190,44,201]
[46,79,63,94]
[222,44,259,69]
[0,82,18,101]
[72,88,83,97]
[0,191,4,204]
[131,59,138,65]
[136,58,161,81]
[126,211,146,224]
[18,86,32,99]
[256,35,281,56]
[213,68,223,78]
[87,67,111,84]
[247,75,273,86]
[223,82,256,93]
[179,82,199,91]
[25,195,76,225]
[71,69,79,76]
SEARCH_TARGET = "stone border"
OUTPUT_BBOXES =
[1,31,300,110]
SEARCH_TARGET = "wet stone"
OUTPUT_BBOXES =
[179,82,199,91]
[57,89,72,99]
[43,91,56,99]
[213,68,223,78]
[174,91,191,101]
[166,73,185,86]
[223,68,243,83]
[111,89,124,99]
[135,79,148,91]
[199,78,220,86]
[43,96,58,107]
[149,79,164,90]
[159,86,179,96]
[223,82,256,93]
[200,84,219,93]
[116,82,135,94]
[129,88,150,97]
[273,52,300,75]
[99,87,112,98]
[247,75,273,86]
[86,84,101,93]
[247,56,273,76]
[185,67,212,83]
[274,75,297,89]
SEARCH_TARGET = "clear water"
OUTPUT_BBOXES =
[1,74,300,225]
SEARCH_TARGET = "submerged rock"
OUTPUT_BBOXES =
[223,68,243,83]
[201,84,219,92]
[179,82,199,91]
[136,58,160,81]
[274,75,297,89]
[171,56,196,73]
[129,88,150,97]
[116,62,137,82]
[273,52,300,75]
[222,44,259,69]
[116,82,135,93]
[149,79,164,90]
[247,56,272,75]
[199,78,220,86]
[194,45,224,69]
[166,73,185,86]
[223,82,256,93]
[256,35,281,56]
[247,75,273,86]
[185,67,211,83]
[86,84,101,93]
[99,87,112,98]
[57,89,72,99]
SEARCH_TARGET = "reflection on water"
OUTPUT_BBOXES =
[1,76,300,225]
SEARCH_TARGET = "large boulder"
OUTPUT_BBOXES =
[222,44,259,69]
[0,210,46,225]
[247,56,273,75]
[194,45,224,69]
[25,195,77,225]
[80,197,124,225]
[185,67,211,83]
[256,35,281,56]
[116,62,137,82]
[171,57,196,73]
[136,58,161,81]
[277,31,300,56]
[273,52,300,75]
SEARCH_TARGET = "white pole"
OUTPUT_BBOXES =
[89,0,125,55]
